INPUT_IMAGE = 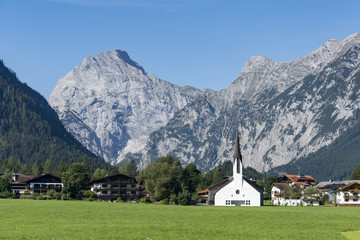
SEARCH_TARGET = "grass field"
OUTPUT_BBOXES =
[1,199,360,240]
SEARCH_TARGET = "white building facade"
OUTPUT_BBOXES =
[214,132,263,206]
[335,182,360,206]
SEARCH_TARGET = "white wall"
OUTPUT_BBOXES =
[336,191,360,204]
[214,178,261,206]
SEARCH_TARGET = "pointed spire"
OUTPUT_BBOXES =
[233,131,242,162]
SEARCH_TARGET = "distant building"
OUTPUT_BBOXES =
[90,173,142,202]
[198,132,263,206]
[271,174,319,206]
[316,180,358,203]
[10,173,62,194]
[11,173,34,194]
[197,177,232,205]
[271,182,303,206]
[25,174,63,194]
[335,182,360,206]
[279,174,316,186]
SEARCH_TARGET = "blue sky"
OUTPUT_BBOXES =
[0,0,359,99]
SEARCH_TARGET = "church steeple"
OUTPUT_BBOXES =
[233,131,243,176]
[233,131,242,162]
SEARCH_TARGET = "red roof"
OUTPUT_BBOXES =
[197,189,209,194]
[272,182,305,190]
[283,174,315,182]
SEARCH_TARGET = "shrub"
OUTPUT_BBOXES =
[12,192,18,199]
[61,193,70,200]
[320,194,329,205]
[23,189,31,195]
[32,193,39,200]
[53,192,61,200]
[81,190,94,200]
[140,197,149,203]
[0,191,10,198]
[162,198,169,205]
[31,193,46,200]
[178,190,191,205]
[46,189,56,199]
[169,194,177,205]
[116,198,123,203]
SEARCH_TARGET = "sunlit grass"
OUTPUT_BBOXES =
[0,199,359,239]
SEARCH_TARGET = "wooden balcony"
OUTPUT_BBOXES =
[93,186,138,191]
[343,195,359,199]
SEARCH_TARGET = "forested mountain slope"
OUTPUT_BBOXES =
[0,60,107,170]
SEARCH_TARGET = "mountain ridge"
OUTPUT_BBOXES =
[50,33,360,179]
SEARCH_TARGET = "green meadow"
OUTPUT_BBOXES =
[0,199,359,240]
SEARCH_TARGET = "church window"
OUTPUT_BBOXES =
[236,190,240,194]
[226,200,230,205]
[246,200,250,205]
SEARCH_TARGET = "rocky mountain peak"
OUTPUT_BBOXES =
[49,50,202,165]
[241,56,276,73]
[99,49,146,74]
[50,33,360,180]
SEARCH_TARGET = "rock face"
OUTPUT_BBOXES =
[50,33,360,174]
[49,50,201,165]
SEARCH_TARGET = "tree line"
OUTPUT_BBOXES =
[0,155,268,204]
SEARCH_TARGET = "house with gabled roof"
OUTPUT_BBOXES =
[25,174,63,194]
[197,177,232,205]
[316,180,357,203]
[11,173,35,194]
[89,173,143,202]
[335,181,360,206]
[10,173,62,194]
[271,182,304,206]
[279,174,316,186]
[271,173,319,206]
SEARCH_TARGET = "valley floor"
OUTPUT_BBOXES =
[0,199,359,240]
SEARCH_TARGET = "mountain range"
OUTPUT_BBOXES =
[49,33,360,180]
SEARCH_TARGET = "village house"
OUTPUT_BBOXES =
[10,173,63,194]
[197,132,264,206]
[10,173,35,194]
[271,174,319,206]
[197,177,232,205]
[271,182,303,206]
[315,180,357,203]
[25,174,63,194]
[90,173,142,202]
[335,181,360,206]
[279,174,316,186]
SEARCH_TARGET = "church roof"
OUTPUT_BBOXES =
[243,177,264,193]
[208,176,232,191]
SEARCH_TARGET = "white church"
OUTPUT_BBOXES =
[198,132,263,206]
